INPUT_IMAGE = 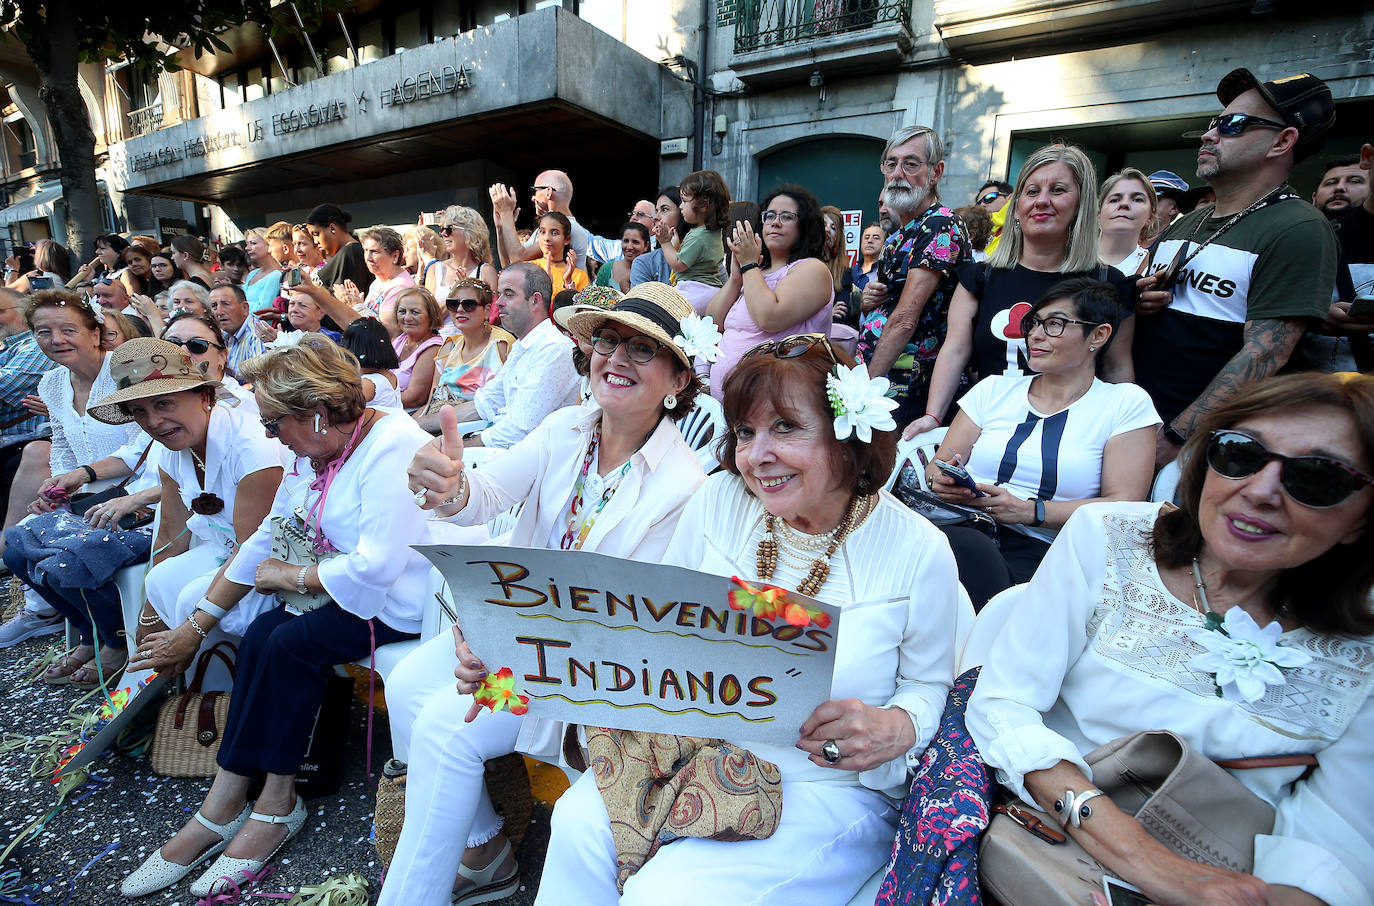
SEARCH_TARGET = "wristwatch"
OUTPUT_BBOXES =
[1162,424,1187,447]
[1031,499,1046,527]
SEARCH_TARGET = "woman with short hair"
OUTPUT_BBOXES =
[390,287,445,412]
[963,372,1374,906]
[122,340,438,898]
[167,279,211,318]
[341,317,402,409]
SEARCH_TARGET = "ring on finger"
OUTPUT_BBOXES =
[412,487,428,507]
[821,739,842,765]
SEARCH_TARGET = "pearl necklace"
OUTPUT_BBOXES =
[757,495,869,598]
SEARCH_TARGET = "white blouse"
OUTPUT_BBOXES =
[226,411,438,633]
[362,371,402,409]
[966,502,1374,906]
[39,354,142,475]
[662,473,962,798]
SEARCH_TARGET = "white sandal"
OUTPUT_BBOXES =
[452,837,519,905]
[120,804,252,897]
[189,795,307,898]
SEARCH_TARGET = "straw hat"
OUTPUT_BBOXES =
[89,337,222,425]
[554,282,695,368]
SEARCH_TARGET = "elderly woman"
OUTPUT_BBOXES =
[350,227,417,335]
[241,227,284,313]
[390,287,445,412]
[927,278,1158,597]
[706,183,834,398]
[964,371,1374,906]
[906,144,1136,438]
[420,278,513,431]
[538,333,963,905]
[1097,167,1157,275]
[380,283,711,906]
[121,339,437,898]
[167,279,211,318]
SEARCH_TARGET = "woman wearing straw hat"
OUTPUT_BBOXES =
[122,338,437,898]
[83,338,287,705]
[380,283,715,906]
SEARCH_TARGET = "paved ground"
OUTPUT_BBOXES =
[0,634,551,905]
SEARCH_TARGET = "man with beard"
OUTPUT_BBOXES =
[1135,69,1337,468]
[858,125,971,425]
[1311,154,1368,219]
[1305,142,1374,372]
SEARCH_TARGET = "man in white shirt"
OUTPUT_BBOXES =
[439,262,579,448]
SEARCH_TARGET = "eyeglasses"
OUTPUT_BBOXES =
[1206,113,1287,137]
[164,337,222,355]
[93,277,114,286]
[977,191,1005,205]
[1020,314,1101,338]
[590,328,663,364]
[1205,429,1373,508]
[630,209,654,220]
[743,332,839,364]
[446,298,483,312]
[531,185,553,194]
[261,413,286,438]
[439,225,456,236]
[760,210,798,225]
[880,157,928,176]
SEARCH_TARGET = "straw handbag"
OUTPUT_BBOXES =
[150,642,236,777]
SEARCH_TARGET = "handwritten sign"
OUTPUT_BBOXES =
[417,545,841,746]
[844,209,864,268]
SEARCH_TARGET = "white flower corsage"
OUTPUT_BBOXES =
[269,329,306,348]
[89,303,106,326]
[825,363,897,443]
[1187,607,1312,704]
[673,313,722,363]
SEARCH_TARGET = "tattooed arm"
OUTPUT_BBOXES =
[1156,317,1307,468]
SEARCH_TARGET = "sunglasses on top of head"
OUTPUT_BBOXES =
[1205,429,1373,509]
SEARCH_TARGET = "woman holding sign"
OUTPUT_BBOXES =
[537,333,965,904]
[388,282,713,906]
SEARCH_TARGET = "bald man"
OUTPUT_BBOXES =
[488,170,625,270]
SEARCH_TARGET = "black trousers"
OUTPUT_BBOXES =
[940,525,1051,610]
[216,603,415,777]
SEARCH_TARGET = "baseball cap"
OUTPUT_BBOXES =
[1215,68,1335,162]
[1148,170,1190,196]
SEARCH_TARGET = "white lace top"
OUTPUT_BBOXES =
[38,354,143,475]
[966,501,1374,905]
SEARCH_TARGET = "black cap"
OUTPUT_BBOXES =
[1216,68,1335,163]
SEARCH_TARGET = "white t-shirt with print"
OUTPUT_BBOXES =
[959,373,1160,543]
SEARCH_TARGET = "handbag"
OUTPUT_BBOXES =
[268,506,339,615]
[979,729,1308,906]
[150,642,236,778]
[890,465,997,535]
[68,442,156,531]
[294,669,356,799]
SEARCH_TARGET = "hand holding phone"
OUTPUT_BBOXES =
[935,459,987,497]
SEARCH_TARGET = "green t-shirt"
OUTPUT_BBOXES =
[676,226,724,286]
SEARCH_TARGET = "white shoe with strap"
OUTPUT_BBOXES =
[453,837,520,905]
[120,804,253,897]
[189,795,308,898]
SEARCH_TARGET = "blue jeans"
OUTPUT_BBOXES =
[2,544,123,647]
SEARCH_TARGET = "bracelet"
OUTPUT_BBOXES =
[923,412,942,428]
[738,262,760,275]
[1162,424,1186,447]
[79,464,97,484]
[185,615,210,640]
[138,610,164,627]
[195,598,228,620]
[1053,788,1105,828]
[442,470,469,506]
[296,566,309,595]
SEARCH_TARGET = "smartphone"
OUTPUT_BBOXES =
[1155,241,1189,292]
[1349,296,1374,319]
[282,266,302,289]
[422,212,439,226]
[934,460,986,497]
[1102,877,1151,906]
[28,275,52,291]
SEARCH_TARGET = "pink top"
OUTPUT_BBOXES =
[365,270,417,328]
[709,258,833,399]
[391,334,445,396]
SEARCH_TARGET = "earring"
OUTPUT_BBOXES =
[1089,345,1097,351]
[314,413,326,433]
[663,393,677,410]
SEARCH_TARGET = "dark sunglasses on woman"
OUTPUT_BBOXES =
[446,299,483,312]
[164,337,223,355]
[1206,429,1373,508]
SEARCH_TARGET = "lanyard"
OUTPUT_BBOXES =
[304,413,370,553]
[559,424,634,551]
[1163,184,1297,281]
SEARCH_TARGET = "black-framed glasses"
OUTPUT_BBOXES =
[1206,429,1373,508]
[590,328,663,364]
[531,185,553,194]
[760,210,798,224]
[1207,113,1287,137]
[261,413,286,437]
[1020,314,1101,338]
[743,332,839,364]
[164,337,223,355]
[446,298,483,312]
[977,191,1005,205]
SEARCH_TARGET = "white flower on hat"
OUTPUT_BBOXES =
[89,303,106,326]
[825,363,897,443]
[1187,607,1312,704]
[269,330,306,348]
[673,313,722,364]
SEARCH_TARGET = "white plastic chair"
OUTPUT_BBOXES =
[678,394,725,471]
[363,568,454,682]
[1150,459,1182,504]
[884,426,948,493]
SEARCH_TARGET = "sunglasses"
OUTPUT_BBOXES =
[164,337,222,355]
[261,413,286,437]
[1206,113,1287,137]
[977,191,1005,205]
[439,225,456,236]
[590,328,663,365]
[446,298,484,312]
[743,332,839,364]
[1206,430,1373,508]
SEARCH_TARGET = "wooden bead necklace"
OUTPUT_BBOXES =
[757,494,868,598]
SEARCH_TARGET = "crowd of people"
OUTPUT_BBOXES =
[0,64,1370,906]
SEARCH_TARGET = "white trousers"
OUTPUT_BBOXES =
[377,631,519,906]
[537,771,898,906]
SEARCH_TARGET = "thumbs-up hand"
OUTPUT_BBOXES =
[407,405,467,511]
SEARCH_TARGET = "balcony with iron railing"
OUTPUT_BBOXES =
[726,0,914,86]
[126,102,165,138]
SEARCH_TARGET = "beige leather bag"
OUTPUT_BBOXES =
[980,729,1299,905]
